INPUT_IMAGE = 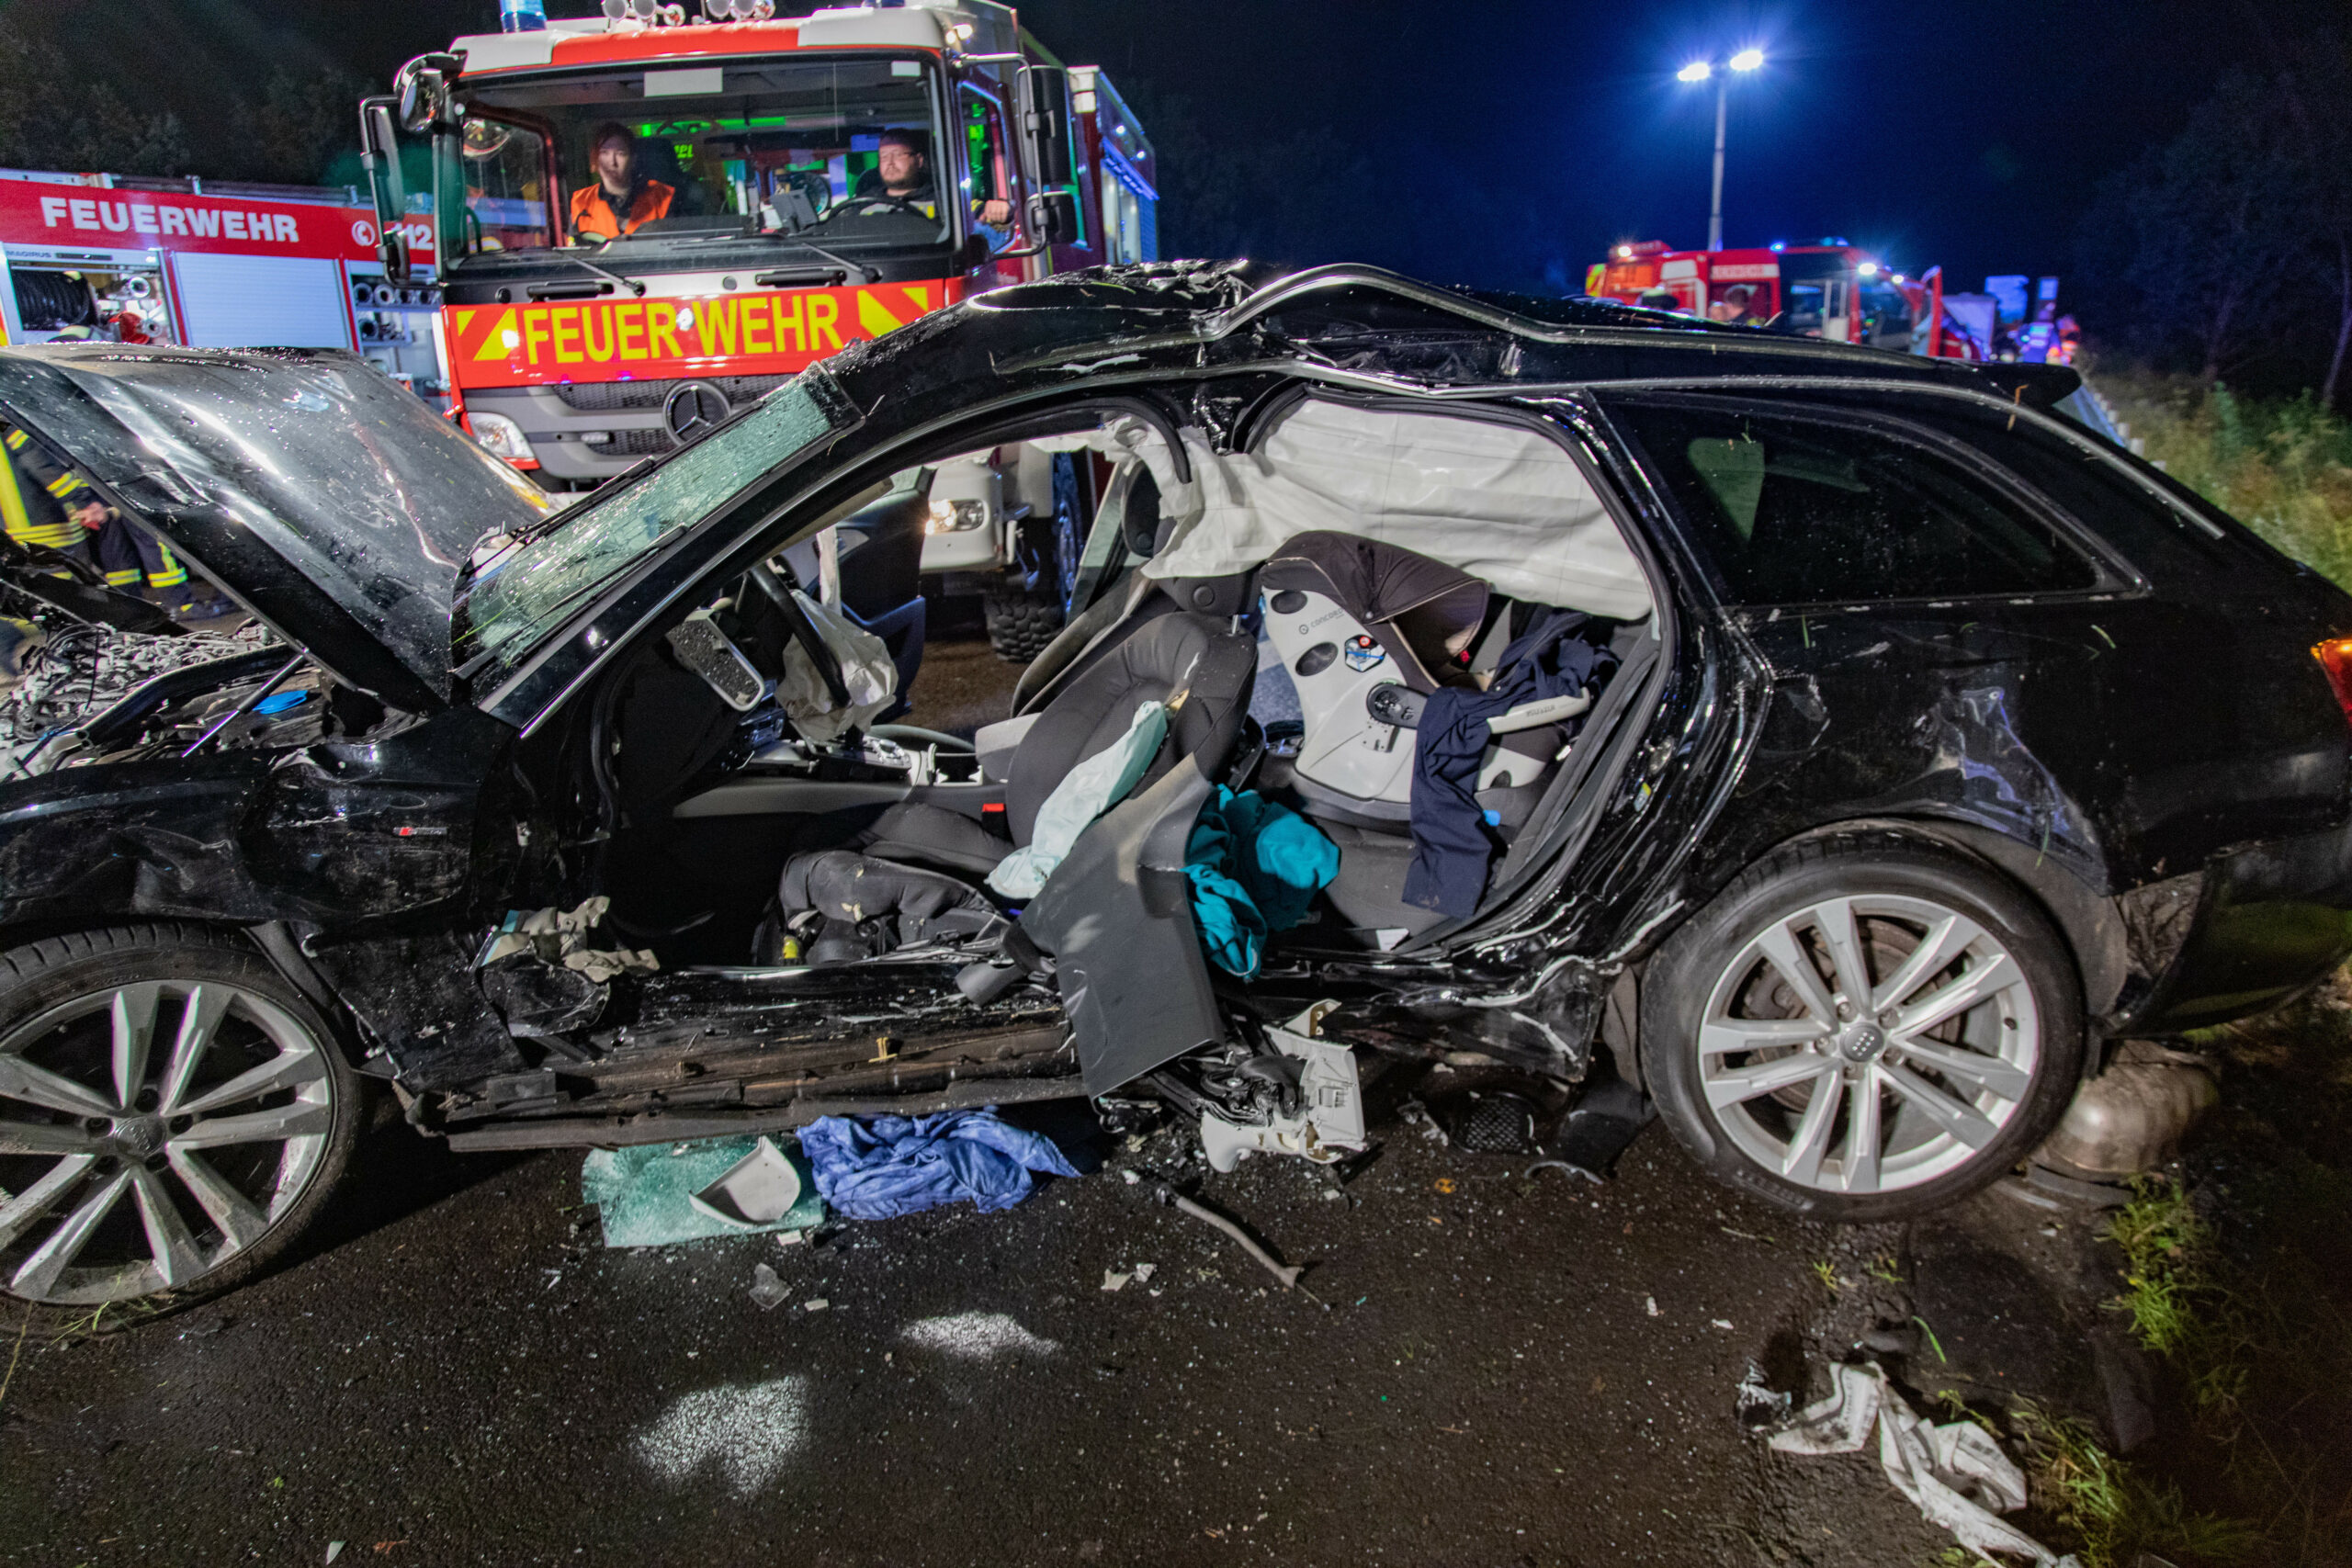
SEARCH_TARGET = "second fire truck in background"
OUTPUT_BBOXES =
[1586,240,1984,360]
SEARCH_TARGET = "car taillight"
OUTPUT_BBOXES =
[2313,638,2352,730]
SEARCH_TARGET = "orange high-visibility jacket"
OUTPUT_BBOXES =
[568,179,673,240]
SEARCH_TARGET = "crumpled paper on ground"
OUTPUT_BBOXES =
[1766,1360,2081,1568]
[477,895,659,982]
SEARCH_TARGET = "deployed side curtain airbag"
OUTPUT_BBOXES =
[1119,400,1653,620]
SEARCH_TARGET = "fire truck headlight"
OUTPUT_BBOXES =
[468,412,536,464]
[926,499,989,535]
[1858,262,1879,278]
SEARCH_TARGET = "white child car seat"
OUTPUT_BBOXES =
[1258,532,1587,821]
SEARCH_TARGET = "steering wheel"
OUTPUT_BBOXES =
[808,194,933,227]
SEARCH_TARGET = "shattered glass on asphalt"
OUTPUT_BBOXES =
[0,347,551,697]
[456,368,854,688]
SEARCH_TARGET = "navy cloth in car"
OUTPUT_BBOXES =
[1404,609,1617,917]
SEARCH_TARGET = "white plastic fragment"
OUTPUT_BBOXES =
[1765,1361,2082,1568]
[1736,1362,1792,1425]
[325,1545,345,1565]
[1712,1318,1735,1330]
[1102,1269,1131,1292]
[1645,1296,1660,1317]
[747,1263,788,1312]
[804,1298,830,1313]
[1120,1168,1140,1185]
[1132,1263,1157,1284]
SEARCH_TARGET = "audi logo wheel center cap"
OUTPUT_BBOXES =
[663,381,730,442]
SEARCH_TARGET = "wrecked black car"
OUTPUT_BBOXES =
[4,262,2351,1310]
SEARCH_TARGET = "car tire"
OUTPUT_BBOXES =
[0,922,363,1314]
[1640,832,2083,1222]
[984,582,1064,661]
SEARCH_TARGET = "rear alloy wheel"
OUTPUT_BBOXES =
[1643,838,2082,1221]
[0,925,360,1311]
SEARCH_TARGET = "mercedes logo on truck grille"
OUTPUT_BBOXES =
[663,380,730,443]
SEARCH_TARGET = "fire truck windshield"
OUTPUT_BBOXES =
[452,56,978,264]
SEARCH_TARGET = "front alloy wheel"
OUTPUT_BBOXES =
[0,926,359,1309]
[1645,838,2082,1220]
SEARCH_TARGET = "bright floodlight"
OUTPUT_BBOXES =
[1678,61,1713,82]
[1729,48,1764,71]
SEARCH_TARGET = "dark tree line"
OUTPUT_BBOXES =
[0,18,368,189]
[2076,41,2352,402]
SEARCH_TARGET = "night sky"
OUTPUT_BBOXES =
[20,0,2341,296]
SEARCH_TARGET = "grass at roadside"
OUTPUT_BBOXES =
[2013,1401,2262,1568]
[2087,368,2352,588]
[2026,970,2352,1568]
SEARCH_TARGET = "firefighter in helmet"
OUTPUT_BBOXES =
[569,121,675,242]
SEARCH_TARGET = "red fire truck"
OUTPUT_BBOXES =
[0,169,447,390]
[1584,240,1983,360]
[360,0,1158,654]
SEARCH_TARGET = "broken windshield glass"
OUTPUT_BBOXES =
[456,366,857,687]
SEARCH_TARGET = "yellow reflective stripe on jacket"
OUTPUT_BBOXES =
[43,469,83,500]
[105,567,143,588]
[146,542,187,588]
[0,453,73,547]
[3,428,25,450]
[0,443,28,543]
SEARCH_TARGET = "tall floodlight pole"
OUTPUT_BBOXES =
[1707,73,1728,250]
[1679,49,1764,252]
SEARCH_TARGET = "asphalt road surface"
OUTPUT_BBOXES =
[1,617,2070,1567]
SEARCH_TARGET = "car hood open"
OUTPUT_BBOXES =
[0,344,554,708]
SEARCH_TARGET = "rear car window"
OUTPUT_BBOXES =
[1900,401,2257,581]
[1611,400,2099,606]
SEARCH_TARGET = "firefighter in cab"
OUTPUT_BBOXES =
[570,122,673,242]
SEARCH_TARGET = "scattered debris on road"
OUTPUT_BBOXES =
[1764,1359,2080,1568]
[1159,1189,1314,1300]
[582,1137,822,1247]
[746,1264,789,1312]
[799,1109,1081,1219]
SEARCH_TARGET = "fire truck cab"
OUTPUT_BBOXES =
[1584,240,1978,359]
[362,0,1158,658]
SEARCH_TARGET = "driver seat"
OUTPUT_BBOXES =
[772,615,1254,964]
[863,613,1255,878]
